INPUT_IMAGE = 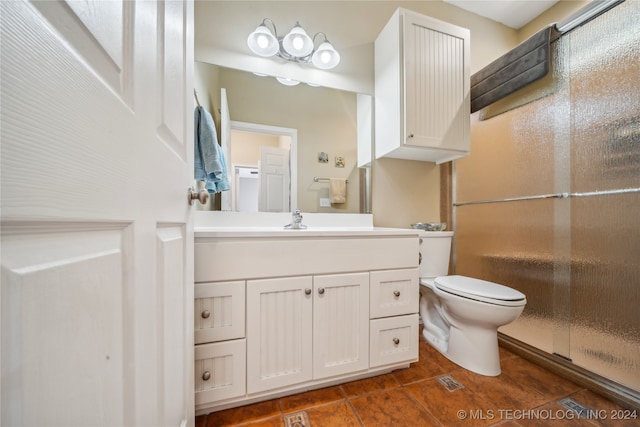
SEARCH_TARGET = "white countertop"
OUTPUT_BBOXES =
[195,226,421,238]
[194,211,420,238]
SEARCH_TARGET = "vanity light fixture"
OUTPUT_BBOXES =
[247,19,340,70]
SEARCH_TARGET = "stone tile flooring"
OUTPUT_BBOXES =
[196,334,637,426]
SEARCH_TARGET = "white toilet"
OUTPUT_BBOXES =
[418,231,526,376]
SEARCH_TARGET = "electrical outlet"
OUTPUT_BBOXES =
[319,198,331,207]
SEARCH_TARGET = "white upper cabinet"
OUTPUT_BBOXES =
[375,8,470,164]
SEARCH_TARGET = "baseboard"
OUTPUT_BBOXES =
[498,333,640,411]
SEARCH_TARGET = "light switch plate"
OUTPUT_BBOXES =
[319,198,331,207]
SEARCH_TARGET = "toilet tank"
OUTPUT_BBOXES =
[418,231,454,278]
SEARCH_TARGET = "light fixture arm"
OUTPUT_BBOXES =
[261,18,278,37]
[312,32,329,45]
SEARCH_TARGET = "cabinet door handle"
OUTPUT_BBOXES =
[393,338,400,345]
[419,252,422,265]
[305,288,312,295]
[318,288,325,295]
[393,291,401,297]
[202,371,211,381]
[201,310,210,319]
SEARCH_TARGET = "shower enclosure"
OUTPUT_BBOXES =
[454,0,639,397]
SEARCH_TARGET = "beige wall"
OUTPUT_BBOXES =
[517,1,589,42]
[194,60,219,119]
[230,131,281,167]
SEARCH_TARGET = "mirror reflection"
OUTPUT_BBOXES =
[226,121,295,213]
[197,62,362,213]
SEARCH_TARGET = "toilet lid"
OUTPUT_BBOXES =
[434,275,526,306]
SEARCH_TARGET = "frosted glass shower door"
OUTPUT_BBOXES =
[455,0,640,393]
[566,2,640,391]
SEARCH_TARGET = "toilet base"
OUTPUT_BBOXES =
[422,325,447,354]
[423,324,501,376]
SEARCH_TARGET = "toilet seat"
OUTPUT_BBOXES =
[433,275,526,307]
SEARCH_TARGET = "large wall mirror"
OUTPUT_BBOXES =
[196,62,370,214]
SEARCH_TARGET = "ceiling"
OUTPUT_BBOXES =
[444,0,560,29]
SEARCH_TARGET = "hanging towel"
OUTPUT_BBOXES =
[194,106,230,193]
[329,178,347,204]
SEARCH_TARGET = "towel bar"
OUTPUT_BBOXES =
[314,177,349,183]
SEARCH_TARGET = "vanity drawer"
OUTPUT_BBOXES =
[369,314,419,367]
[195,340,246,405]
[370,269,419,318]
[195,281,245,344]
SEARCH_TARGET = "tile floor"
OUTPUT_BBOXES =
[196,334,637,427]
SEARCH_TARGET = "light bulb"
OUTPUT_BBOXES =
[292,36,303,50]
[257,35,269,49]
[320,51,331,64]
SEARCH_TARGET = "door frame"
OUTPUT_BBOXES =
[222,121,297,212]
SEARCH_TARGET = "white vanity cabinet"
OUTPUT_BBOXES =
[194,226,419,414]
[375,8,471,164]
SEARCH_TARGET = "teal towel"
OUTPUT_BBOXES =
[194,106,230,193]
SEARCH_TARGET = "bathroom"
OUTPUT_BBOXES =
[1,0,638,426]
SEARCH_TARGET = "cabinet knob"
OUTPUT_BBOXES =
[305,288,312,295]
[393,291,401,297]
[201,310,210,319]
[419,252,422,265]
[408,133,415,138]
[318,288,325,295]
[202,371,211,381]
[393,338,400,345]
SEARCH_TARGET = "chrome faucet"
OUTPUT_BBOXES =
[284,209,307,229]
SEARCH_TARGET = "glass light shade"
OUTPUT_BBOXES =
[282,24,313,57]
[247,24,279,57]
[311,41,340,69]
[276,77,300,86]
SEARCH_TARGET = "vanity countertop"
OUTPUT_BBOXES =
[195,226,421,238]
[194,211,420,238]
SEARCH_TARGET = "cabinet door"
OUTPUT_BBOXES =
[195,340,246,405]
[313,272,369,379]
[370,269,418,318]
[370,314,419,368]
[246,276,313,394]
[195,281,245,344]
[404,11,470,154]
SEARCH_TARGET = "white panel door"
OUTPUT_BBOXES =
[1,1,194,426]
[259,146,290,212]
[313,273,370,379]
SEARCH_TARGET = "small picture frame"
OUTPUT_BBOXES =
[318,152,329,163]
[335,156,345,168]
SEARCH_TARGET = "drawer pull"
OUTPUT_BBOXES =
[201,310,210,319]
[305,288,312,295]
[419,252,422,265]
[202,371,211,381]
[318,288,325,295]
[393,291,401,297]
[393,338,400,345]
